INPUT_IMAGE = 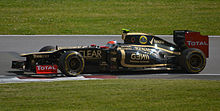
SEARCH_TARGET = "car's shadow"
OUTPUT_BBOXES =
[8,70,186,78]
[88,70,186,76]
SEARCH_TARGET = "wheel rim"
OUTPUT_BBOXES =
[69,58,81,73]
[190,55,202,68]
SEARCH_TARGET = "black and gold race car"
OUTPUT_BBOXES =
[12,29,209,76]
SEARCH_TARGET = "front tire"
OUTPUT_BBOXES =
[180,48,206,73]
[58,51,85,76]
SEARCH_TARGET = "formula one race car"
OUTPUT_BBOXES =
[12,29,209,76]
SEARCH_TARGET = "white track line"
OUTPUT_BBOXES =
[82,73,220,76]
[146,74,220,76]
[0,76,100,84]
[0,35,220,38]
[180,74,220,76]
[0,35,121,37]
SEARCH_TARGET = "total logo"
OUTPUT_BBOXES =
[186,41,208,46]
[36,65,57,70]
[36,65,58,74]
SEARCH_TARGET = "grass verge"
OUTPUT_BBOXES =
[0,79,220,111]
[0,0,220,35]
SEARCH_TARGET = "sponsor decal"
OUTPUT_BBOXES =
[130,53,150,63]
[150,37,164,44]
[150,38,154,44]
[111,58,117,62]
[131,45,181,55]
[133,47,151,52]
[154,39,164,44]
[186,41,208,46]
[33,55,49,58]
[110,51,117,55]
[139,36,148,44]
[36,65,58,74]
[120,50,169,67]
[185,32,209,58]
[79,50,102,58]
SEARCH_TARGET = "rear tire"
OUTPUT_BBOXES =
[39,46,55,52]
[180,48,206,73]
[58,51,85,76]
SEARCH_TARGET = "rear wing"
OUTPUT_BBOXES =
[174,30,209,58]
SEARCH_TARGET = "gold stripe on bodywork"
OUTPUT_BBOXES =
[126,33,150,36]
[120,50,170,68]
[57,46,88,50]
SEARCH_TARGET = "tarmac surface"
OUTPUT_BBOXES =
[0,35,220,83]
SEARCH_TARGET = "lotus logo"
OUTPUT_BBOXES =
[139,36,148,44]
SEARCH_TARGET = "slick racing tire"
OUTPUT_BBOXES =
[59,51,85,77]
[39,46,55,52]
[180,48,206,73]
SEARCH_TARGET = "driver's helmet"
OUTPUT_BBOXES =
[106,40,117,48]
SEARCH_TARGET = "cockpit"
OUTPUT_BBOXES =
[106,40,118,48]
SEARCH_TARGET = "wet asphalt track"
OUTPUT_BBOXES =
[0,35,220,82]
